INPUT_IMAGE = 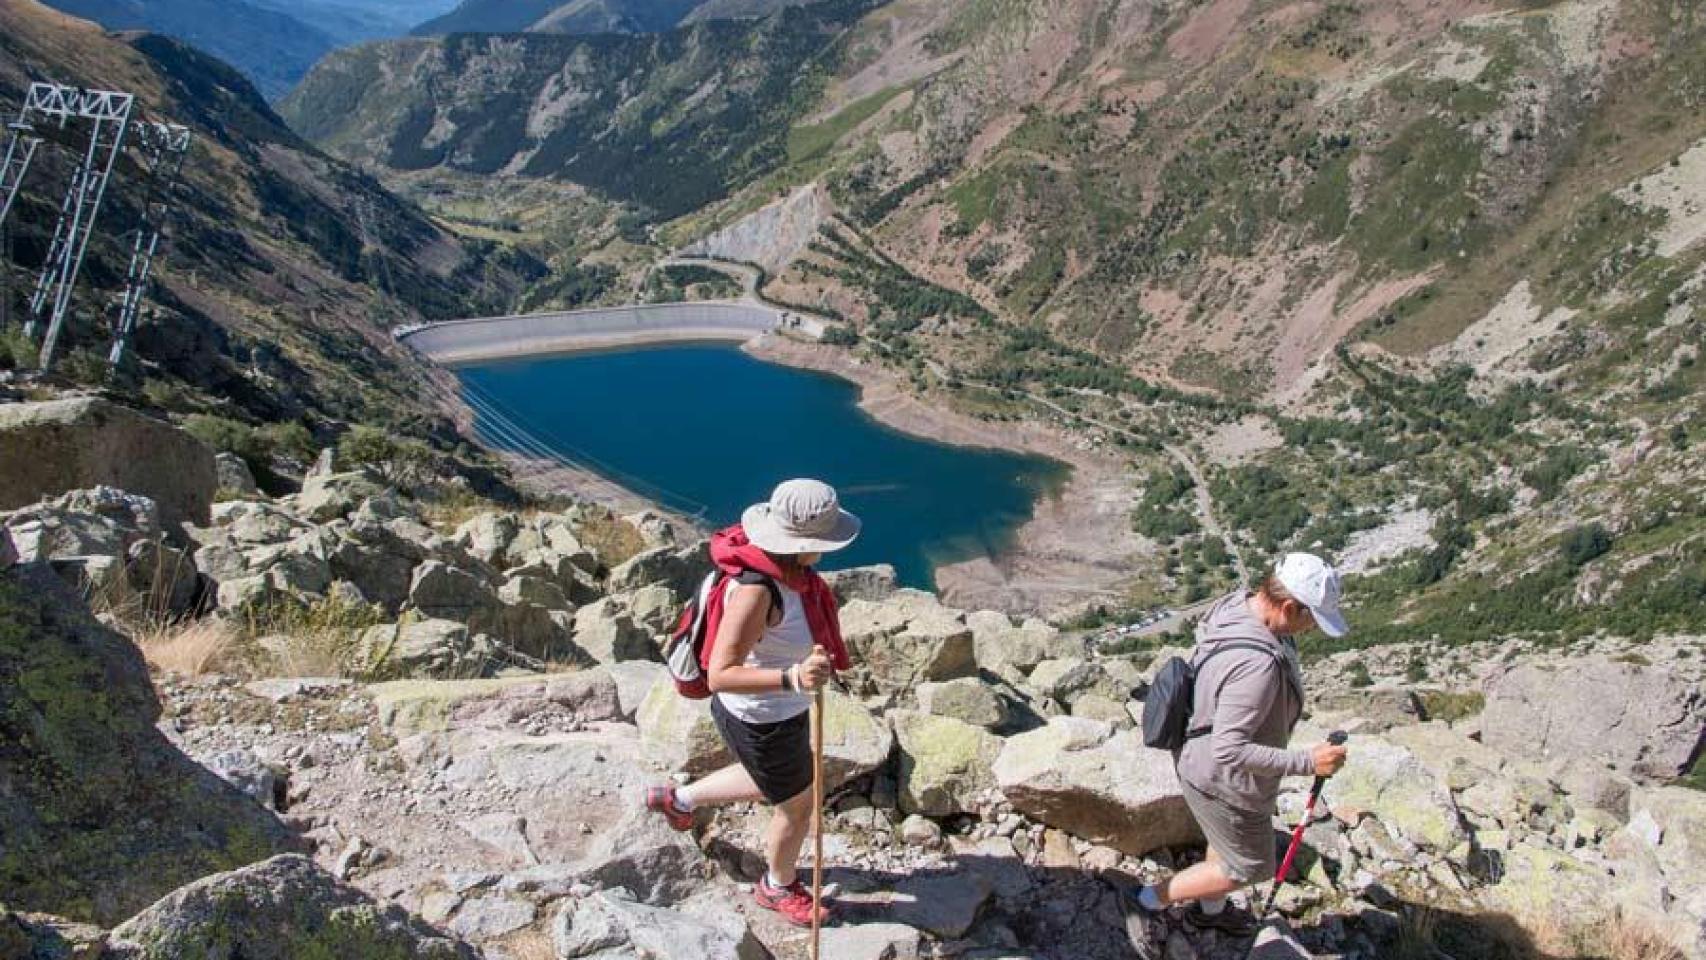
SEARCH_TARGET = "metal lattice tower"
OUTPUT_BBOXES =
[0,117,42,227]
[15,84,135,369]
[108,121,191,366]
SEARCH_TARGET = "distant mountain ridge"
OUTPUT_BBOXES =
[38,0,334,99]
[412,0,820,36]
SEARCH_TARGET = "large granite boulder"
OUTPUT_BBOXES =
[823,564,900,603]
[916,677,1014,729]
[552,891,764,960]
[0,399,218,533]
[106,855,475,959]
[1482,655,1705,780]
[573,598,660,664]
[992,717,1199,856]
[408,561,499,621]
[839,590,977,694]
[1322,736,1468,853]
[0,565,296,925]
[607,544,709,597]
[892,710,1003,817]
[636,683,732,775]
[966,609,1079,679]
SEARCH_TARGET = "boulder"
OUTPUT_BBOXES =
[106,855,475,959]
[453,512,520,567]
[371,673,621,736]
[328,539,416,613]
[203,748,280,811]
[1482,655,1705,780]
[992,717,1199,856]
[0,565,296,925]
[966,610,1078,678]
[500,573,571,611]
[1313,687,1423,733]
[1477,845,1618,939]
[916,677,1013,729]
[294,469,386,524]
[823,564,900,603]
[1321,736,1468,853]
[574,804,708,906]
[552,891,764,960]
[818,922,922,960]
[214,452,260,496]
[624,583,679,635]
[607,544,708,597]
[1026,658,1124,705]
[820,690,896,789]
[636,683,732,775]
[214,501,304,546]
[408,561,499,621]
[1630,786,1706,893]
[573,598,660,664]
[607,660,668,721]
[840,590,977,693]
[892,711,1002,817]
[357,619,484,680]
[0,399,218,532]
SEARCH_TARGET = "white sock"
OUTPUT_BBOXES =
[1137,886,1164,911]
[671,787,697,812]
[1199,896,1226,915]
[765,870,792,890]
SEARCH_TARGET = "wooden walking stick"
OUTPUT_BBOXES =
[810,683,826,960]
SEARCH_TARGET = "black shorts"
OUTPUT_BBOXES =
[710,697,813,805]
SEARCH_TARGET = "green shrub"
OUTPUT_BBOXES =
[1561,523,1613,568]
[338,425,434,486]
[184,414,270,467]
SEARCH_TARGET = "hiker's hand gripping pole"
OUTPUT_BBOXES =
[1261,730,1349,918]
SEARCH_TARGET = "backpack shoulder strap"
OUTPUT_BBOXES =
[1183,641,1288,740]
[733,569,784,622]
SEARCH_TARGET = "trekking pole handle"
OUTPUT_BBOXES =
[1327,730,1349,747]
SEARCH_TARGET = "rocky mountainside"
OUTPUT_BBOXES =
[0,396,1701,958]
[281,0,884,220]
[286,0,1706,660]
[412,0,825,37]
[256,0,460,45]
[0,0,539,493]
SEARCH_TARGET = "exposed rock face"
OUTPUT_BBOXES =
[552,890,766,960]
[892,710,1002,817]
[0,399,218,533]
[1483,654,1706,780]
[916,677,1013,729]
[679,183,831,274]
[0,565,295,925]
[1322,737,1468,853]
[215,452,260,496]
[823,563,901,604]
[106,855,476,959]
[992,717,1199,856]
[840,590,978,694]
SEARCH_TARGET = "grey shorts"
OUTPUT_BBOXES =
[1180,778,1276,884]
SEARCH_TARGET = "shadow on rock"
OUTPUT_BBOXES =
[0,564,300,926]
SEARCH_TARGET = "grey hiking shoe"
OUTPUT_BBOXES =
[1120,887,1165,960]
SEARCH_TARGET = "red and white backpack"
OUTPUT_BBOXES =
[665,569,782,699]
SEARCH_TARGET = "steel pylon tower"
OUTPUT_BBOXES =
[108,121,190,366]
[0,118,42,227]
[14,83,135,369]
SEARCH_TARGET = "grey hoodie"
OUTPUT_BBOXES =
[1175,591,1314,814]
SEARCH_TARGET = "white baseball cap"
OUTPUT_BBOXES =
[1275,552,1348,638]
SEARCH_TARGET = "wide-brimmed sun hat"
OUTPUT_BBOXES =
[741,478,862,555]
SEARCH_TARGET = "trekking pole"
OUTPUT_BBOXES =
[1261,730,1348,918]
[809,683,826,960]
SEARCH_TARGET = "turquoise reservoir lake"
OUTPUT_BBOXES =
[455,343,1068,589]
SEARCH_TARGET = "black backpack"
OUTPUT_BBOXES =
[1138,642,1282,751]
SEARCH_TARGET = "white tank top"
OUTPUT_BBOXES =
[714,578,813,724]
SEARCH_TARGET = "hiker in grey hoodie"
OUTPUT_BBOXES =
[1130,552,1350,936]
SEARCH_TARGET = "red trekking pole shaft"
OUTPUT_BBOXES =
[1261,730,1347,917]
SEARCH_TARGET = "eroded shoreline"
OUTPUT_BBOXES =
[433,329,1142,616]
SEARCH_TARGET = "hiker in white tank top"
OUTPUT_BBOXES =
[715,578,813,724]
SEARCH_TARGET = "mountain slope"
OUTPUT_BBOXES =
[284,0,884,219]
[0,0,535,479]
[284,0,1705,646]
[411,0,817,36]
[38,0,336,100]
[250,0,461,46]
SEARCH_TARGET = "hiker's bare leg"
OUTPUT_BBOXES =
[1157,847,1243,905]
[679,764,764,807]
[764,786,814,887]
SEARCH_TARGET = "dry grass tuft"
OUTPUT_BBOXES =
[1602,913,1687,960]
[137,618,236,676]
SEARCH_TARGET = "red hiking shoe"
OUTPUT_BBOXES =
[643,785,694,832]
[754,876,833,927]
